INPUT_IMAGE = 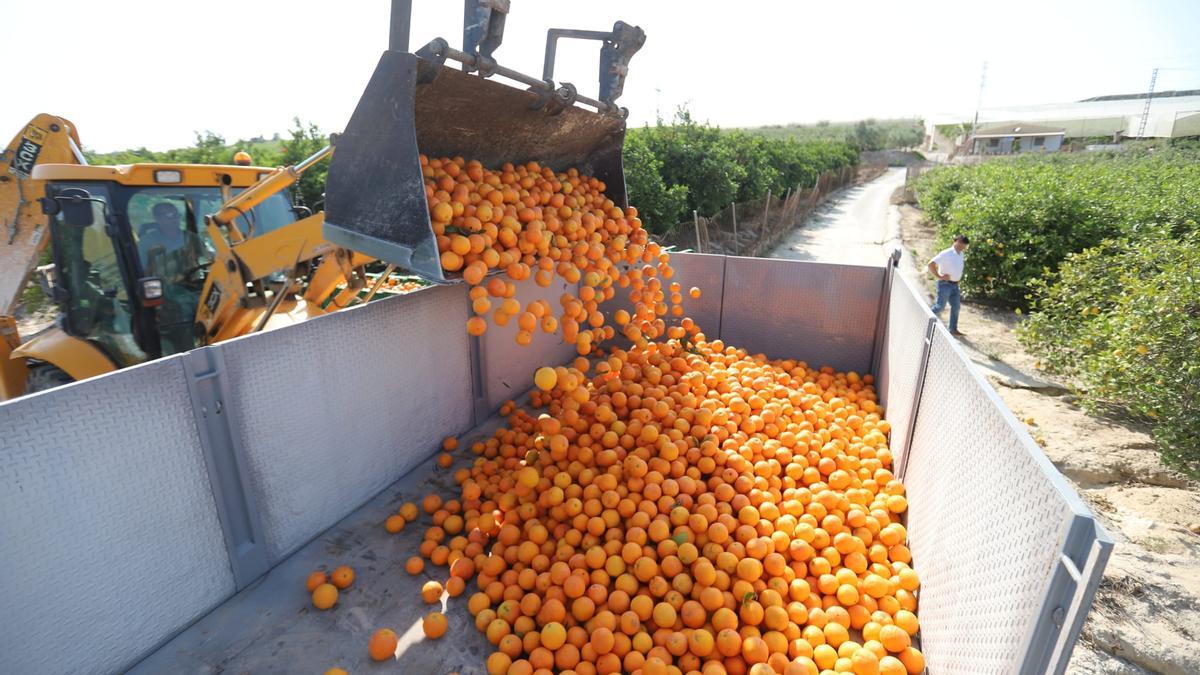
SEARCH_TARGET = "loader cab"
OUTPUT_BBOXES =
[32,163,298,366]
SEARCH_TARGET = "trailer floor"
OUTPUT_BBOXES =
[130,405,518,675]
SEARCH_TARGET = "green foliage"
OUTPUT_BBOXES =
[934,123,972,141]
[624,109,858,233]
[85,131,285,167]
[850,120,885,152]
[915,150,1200,305]
[1019,233,1200,477]
[623,132,689,236]
[83,120,329,207]
[278,118,329,208]
[629,110,745,218]
[743,118,925,150]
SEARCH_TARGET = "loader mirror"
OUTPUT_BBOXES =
[39,196,60,216]
[57,188,97,228]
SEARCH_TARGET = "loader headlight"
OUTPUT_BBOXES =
[154,170,182,184]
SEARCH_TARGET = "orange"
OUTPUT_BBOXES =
[399,502,419,521]
[422,580,444,603]
[878,655,906,675]
[851,647,880,675]
[879,625,911,653]
[716,629,742,657]
[487,652,513,675]
[305,571,327,592]
[897,647,925,674]
[741,636,769,664]
[385,515,406,533]
[652,602,677,628]
[405,556,425,575]
[541,622,567,650]
[423,611,448,639]
[311,583,337,610]
[368,628,398,661]
[330,566,354,589]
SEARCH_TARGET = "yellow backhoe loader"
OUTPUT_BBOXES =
[1,117,387,400]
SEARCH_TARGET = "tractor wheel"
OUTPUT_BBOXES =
[26,364,75,393]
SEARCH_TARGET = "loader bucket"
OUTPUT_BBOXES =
[323,51,628,281]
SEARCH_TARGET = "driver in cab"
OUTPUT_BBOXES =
[138,202,201,280]
[137,201,204,354]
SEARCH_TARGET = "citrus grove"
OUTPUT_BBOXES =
[365,156,924,675]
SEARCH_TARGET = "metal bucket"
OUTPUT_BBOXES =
[323,50,629,281]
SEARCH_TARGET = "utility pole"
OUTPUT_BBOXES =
[1137,68,1159,139]
[970,61,988,139]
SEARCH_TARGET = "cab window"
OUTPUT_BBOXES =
[48,183,147,366]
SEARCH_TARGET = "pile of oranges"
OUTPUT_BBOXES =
[394,158,925,674]
[423,155,683,350]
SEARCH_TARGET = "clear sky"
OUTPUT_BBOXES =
[3,0,1198,153]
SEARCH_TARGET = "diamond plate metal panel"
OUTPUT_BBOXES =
[664,252,726,338]
[720,257,884,373]
[218,284,474,564]
[595,251,727,354]
[0,358,234,675]
[880,273,935,470]
[904,329,1107,674]
[482,275,580,411]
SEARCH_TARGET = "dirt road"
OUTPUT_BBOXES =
[768,167,906,266]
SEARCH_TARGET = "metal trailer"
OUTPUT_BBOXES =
[0,253,1111,674]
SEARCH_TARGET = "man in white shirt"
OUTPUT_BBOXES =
[928,234,969,336]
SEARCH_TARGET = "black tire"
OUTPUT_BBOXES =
[26,364,75,393]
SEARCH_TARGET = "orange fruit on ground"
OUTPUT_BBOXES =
[385,514,406,533]
[438,452,454,468]
[405,556,425,575]
[446,576,466,597]
[399,502,418,521]
[423,611,448,639]
[442,436,458,451]
[330,566,354,589]
[422,580,444,603]
[311,583,338,610]
[368,628,399,661]
[305,571,327,592]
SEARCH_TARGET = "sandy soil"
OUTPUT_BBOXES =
[899,203,1200,675]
